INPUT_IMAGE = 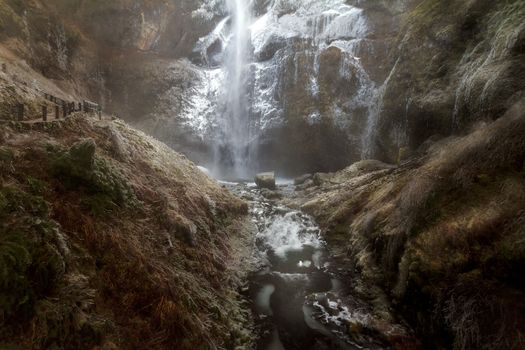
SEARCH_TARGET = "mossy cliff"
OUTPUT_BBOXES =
[2,0,523,175]
[287,98,525,349]
[0,115,253,350]
[233,0,525,175]
[373,0,525,162]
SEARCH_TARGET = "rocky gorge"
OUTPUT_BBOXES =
[1,0,525,349]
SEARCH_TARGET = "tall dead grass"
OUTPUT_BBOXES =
[0,116,253,349]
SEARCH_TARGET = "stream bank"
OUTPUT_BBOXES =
[279,107,525,350]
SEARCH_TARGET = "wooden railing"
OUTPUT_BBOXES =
[1,61,102,122]
[14,96,101,122]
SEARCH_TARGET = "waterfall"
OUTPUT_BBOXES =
[186,0,379,176]
[213,0,253,179]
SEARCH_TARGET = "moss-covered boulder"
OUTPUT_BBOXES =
[69,138,96,170]
[50,138,136,214]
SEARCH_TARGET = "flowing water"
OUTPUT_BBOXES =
[225,182,399,350]
[187,0,384,178]
[213,0,253,179]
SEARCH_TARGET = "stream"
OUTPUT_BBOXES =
[225,181,397,350]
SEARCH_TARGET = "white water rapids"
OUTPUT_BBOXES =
[224,182,408,349]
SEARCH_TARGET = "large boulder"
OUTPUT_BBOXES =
[255,172,276,190]
[294,174,313,186]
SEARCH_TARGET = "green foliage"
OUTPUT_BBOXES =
[0,147,14,164]
[0,234,33,318]
[80,193,117,216]
[50,139,136,215]
[0,191,7,213]
[0,186,49,217]
[27,176,47,195]
[0,185,65,321]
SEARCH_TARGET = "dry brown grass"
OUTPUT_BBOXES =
[290,99,525,349]
[0,115,253,349]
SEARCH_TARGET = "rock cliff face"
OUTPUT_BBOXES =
[185,0,402,174]
[2,0,523,175]
[248,0,525,172]
[373,0,525,162]
[0,0,220,128]
[161,0,524,175]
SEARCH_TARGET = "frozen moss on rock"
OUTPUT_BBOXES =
[50,138,137,215]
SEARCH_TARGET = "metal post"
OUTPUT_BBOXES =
[42,105,47,121]
[17,104,24,121]
[55,105,59,119]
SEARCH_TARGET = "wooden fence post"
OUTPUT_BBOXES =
[42,105,47,121]
[62,102,67,118]
[17,104,24,121]
[55,105,60,119]
[1,63,6,73]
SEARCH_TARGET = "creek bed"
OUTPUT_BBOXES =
[225,182,396,350]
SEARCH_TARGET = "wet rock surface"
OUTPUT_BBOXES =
[255,172,277,190]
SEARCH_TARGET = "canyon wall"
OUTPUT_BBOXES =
[248,0,525,173]
[0,0,220,158]
[168,0,525,175]
[1,0,524,174]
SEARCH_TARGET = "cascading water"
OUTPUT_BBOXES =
[185,2,417,348]
[214,0,253,179]
[187,0,382,177]
[187,0,386,175]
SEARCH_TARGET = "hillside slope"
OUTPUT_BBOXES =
[286,98,525,349]
[0,114,253,349]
